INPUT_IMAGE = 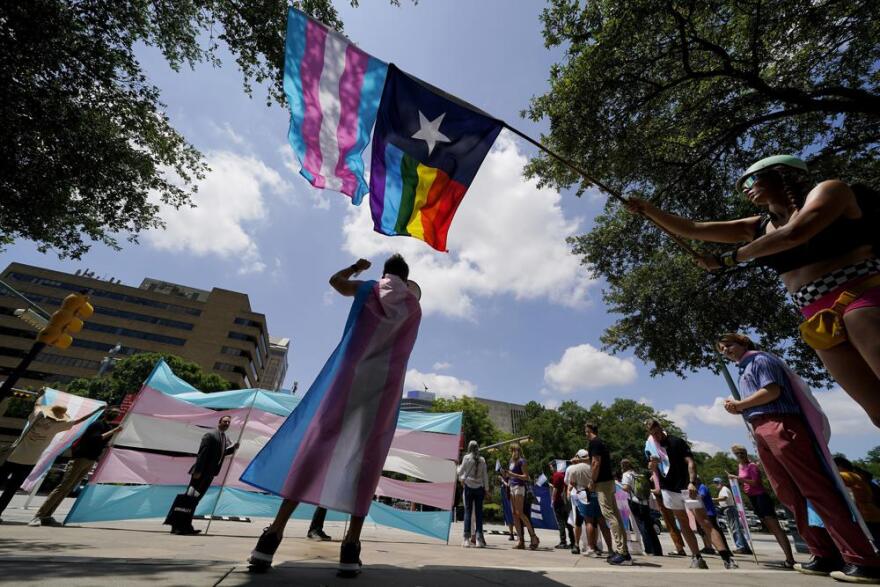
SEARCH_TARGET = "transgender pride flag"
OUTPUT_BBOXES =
[284,8,388,204]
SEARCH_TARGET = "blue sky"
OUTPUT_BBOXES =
[4,1,875,459]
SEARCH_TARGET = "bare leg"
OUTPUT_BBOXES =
[267,499,298,536]
[512,494,525,546]
[763,515,795,562]
[673,510,701,556]
[815,315,880,428]
[342,515,365,545]
[585,521,597,549]
[693,508,727,553]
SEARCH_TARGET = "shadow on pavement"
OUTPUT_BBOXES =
[0,537,92,554]
[223,563,573,586]
[0,557,234,584]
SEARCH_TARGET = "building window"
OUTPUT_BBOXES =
[0,325,36,340]
[233,317,263,329]
[0,365,75,384]
[71,339,140,355]
[34,352,101,370]
[213,362,246,377]
[6,272,202,316]
[84,322,186,346]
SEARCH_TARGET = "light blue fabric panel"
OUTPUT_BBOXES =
[396,411,462,435]
[65,485,449,540]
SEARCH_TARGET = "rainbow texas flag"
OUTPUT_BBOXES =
[284,8,387,203]
[369,65,503,251]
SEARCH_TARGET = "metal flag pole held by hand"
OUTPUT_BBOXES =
[204,390,259,536]
[501,123,703,260]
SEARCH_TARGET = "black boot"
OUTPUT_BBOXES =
[338,541,362,578]
[248,527,282,573]
[795,555,845,576]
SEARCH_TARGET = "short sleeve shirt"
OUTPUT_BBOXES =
[588,437,613,483]
[658,435,693,492]
[737,353,801,421]
[698,484,717,516]
[738,462,765,496]
[717,486,733,508]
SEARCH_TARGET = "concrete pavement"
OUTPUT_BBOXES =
[0,495,834,586]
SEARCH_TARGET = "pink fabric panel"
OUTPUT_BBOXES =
[131,386,214,418]
[374,477,455,510]
[299,19,327,184]
[93,448,252,490]
[390,428,459,461]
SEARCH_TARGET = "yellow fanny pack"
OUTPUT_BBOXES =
[799,274,880,350]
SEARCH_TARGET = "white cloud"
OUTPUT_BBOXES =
[664,397,741,429]
[637,397,653,406]
[816,387,876,436]
[404,368,477,398]
[543,398,561,410]
[690,439,723,455]
[543,344,637,393]
[339,131,597,319]
[147,151,288,274]
[432,361,452,371]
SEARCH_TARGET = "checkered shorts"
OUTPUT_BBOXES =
[791,258,880,308]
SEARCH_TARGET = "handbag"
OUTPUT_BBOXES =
[799,274,880,349]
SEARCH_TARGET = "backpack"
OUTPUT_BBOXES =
[632,473,651,503]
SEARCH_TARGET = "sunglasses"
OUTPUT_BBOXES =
[741,170,777,190]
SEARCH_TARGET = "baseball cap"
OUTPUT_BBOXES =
[713,477,722,483]
[576,449,588,459]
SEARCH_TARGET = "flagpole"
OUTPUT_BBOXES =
[204,390,259,536]
[501,122,702,260]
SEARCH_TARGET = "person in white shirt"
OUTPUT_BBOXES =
[620,459,662,555]
[712,477,751,554]
[566,449,612,556]
[0,401,101,520]
[457,440,489,548]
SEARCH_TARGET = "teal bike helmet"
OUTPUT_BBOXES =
[735,155,809,191]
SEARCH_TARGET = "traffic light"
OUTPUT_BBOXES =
[36,292,94,349]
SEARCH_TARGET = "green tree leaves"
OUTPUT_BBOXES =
[527,0,880,385]
[66,352,231,405]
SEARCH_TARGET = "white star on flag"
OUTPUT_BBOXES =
[411,111,451,156]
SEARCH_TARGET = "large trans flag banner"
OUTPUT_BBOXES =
[65,360,462,541]
[284,7,387,202]
[21,389,105,491]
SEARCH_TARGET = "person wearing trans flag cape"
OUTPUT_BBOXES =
[717,333,880,584]
[242,255,421,577]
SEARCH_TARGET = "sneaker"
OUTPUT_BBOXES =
[782,559,796,570]
[248,527,282,573]
[555,542,569,549]
[307,528,331,541]
[570,545,580,555]
[690,557,709,569]
[700,547,716,555]
[795,555,845,576]
[476,534,487,548]
[42,517,62,527]
[338,541,362,578]
[724,559,739,570]
[27,518,42,527]
[609,553,633,566]
[461,538,472,548]
[733,547,753,555]
[668,549,688,557]
[829,564,880,584]
[508,533,515,541]
[582,549,598,557]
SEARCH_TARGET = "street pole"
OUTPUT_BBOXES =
[0,341,47,401]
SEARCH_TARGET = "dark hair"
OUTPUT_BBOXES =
[219,415,231,423]
[383,254,409,282]
[585,422,599,435]
[760,167,811,211]
[834,456,854,471]
[716,332,757,353]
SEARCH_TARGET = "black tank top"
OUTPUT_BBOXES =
[754,213,871,274]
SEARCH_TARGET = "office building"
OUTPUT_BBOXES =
[261,336,290,391]
[0,262,277,390]
[399,388,527,435]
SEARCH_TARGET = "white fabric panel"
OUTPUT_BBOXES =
[382,448,456,484]
[114,413,269,458]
